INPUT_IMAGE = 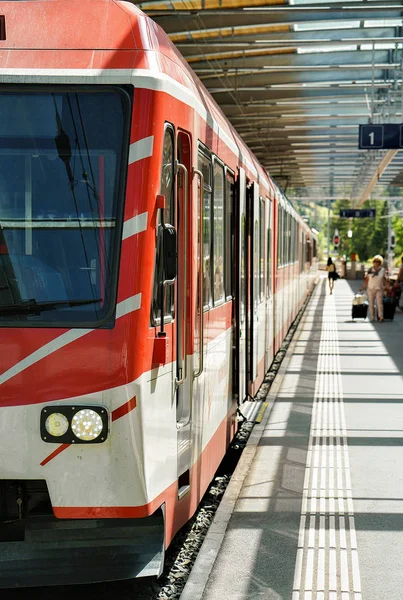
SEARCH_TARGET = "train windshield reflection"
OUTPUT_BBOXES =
[0,88,129,326]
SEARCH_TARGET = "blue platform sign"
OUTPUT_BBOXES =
[340,209,376,218]
[359,124,402,149]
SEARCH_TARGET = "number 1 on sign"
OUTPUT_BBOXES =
[369,132,375,145]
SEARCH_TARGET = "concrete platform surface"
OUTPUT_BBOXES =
[180,278,403,600]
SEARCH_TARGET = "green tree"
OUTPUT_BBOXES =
[329,199,388,262]
[392,213,403,264]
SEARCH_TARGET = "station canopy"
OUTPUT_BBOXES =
[134,0,403,206]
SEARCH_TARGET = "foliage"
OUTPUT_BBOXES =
[392,213,403,265]
[329,199,389,262]
[288,189,402,264]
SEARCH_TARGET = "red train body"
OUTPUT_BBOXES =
[0,0,317,586]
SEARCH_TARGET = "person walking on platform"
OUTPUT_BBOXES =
[326,257,337,294]
[362,255,386,322]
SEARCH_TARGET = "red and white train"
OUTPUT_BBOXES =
[0,0,317,587]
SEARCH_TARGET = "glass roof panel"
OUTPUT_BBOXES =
[364,19,403,28]
[294,21,361,32]
[297,44,357,53]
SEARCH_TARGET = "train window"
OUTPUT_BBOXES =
[282,207,286,266]
[281,207,285,266]
[198,152,212,308]
[288,213,292,264]
[254,212,259,309]
[213,160,225,305]
[259,198,264,300]
[298,231,304,272]
[225,170,234,299]
[301,232,306,273]
[288,212,292,264]
[266,198,272,298]
[0,87,130,328]
[290,217,293,264]
[307,237,312,265]
[152,125,175,325]
[161,131,175,226]
[283,210,287,265]
[240,212,246,323]
[289,214,293,264]
[280,209,283,266]
[277,207,282,267]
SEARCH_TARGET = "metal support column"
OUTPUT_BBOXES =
[328,181,334,258]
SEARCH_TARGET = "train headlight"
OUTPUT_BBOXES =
[40,406,108,444]
[45,413,69,437]
[72,409,104,441]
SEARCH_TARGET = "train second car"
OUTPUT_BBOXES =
[0,0,317,587]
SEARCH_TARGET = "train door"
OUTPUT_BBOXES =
[273,198,278,350]
[276,200,283,352]
[176,130,192,496]
[284,208,290,330]
[235,167,247,403]
[265,198,273,370]
[226,169,236,402]
[246,181,259,393]
[252,183,260,386]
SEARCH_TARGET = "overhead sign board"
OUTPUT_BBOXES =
[359,124,403,149]
[339,209,376,218]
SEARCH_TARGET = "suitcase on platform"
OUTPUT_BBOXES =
[382,297,396,320]
[352,303,368,320]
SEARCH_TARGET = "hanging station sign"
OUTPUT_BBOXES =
[339,209,376,218]
[359,124,403,149]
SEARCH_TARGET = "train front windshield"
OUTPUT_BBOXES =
[0,87,130,327]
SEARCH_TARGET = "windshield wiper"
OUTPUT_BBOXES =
[0,298,102,316]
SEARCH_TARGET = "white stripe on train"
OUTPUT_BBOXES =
[129,135,154,165]
[122,212,148,239]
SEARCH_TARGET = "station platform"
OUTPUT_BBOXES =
[181,277,403,600]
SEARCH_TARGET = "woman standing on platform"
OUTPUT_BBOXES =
[326,257,336,294]
[362,255,386,321]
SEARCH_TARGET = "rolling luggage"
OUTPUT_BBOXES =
[352,293,368,320]
[352,303,368,320]
[382,297,396,320]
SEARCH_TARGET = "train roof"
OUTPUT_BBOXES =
[0,0,313,230]
[0,1,272,187]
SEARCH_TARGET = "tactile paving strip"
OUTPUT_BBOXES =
[292,292,362,600]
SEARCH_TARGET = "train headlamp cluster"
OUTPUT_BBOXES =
[40,406,108,444]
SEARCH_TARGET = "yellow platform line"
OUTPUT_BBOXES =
[255,401,268,423]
